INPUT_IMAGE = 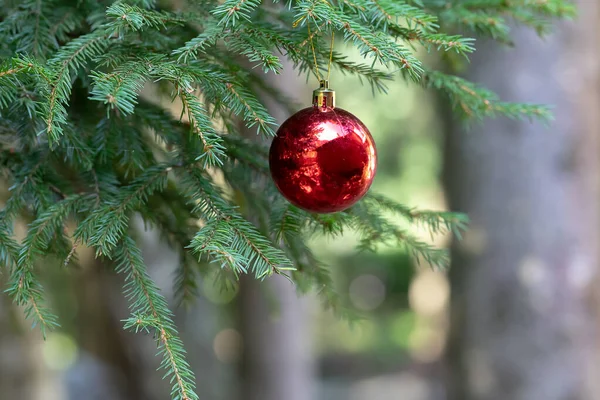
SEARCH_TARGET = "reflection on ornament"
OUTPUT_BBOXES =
[269,80,377,213]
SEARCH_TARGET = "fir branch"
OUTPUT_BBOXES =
[57,124,95,171]
[223,82,277,136]
[438,8,511,41]
[425,70,553,120]
[30,0,44,57]
[0,66,23,109]
[105,3,185,35]
[329,52,393,93]
[116,236,198,400]
[366,0,439,31]
[2,151,49,220]
[332,12,424,80]
[89,60,150,115]
[270,202,308,244]
[0,223,20,272]
[8,194,88,337]
[212,0,262,26]
[0,58,39,109]
[172,19,223,62]
[431,0,575,40]
[388,24,476,56]
[418,33,475,54]
[221,135,270,173]
[228,31,284,73]
[43,31,109,142]
[179,90,227,167]
[144,194,201,307]
[179,168,295,279]
[173,256,200,307]
[364,193,469,239]
[18,194,88,268]
[146,60,276,136]
[287,236,353,318]
[348,202,450,268]
[0,0,83,58]
[76,165,171,256]
[309,212,348,237]
[0,65,27,78]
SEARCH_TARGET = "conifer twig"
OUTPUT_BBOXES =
[116,236,198,400]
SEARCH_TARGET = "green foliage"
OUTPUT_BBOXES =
[425,70,553,120]
[0,0,572,398]
[116,236,198,400]
[180,167,295,279]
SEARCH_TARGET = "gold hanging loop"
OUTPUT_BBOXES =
[326,29,335,82]
[307,22,322,82]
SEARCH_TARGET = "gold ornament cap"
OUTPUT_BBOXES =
[312,80,335,109]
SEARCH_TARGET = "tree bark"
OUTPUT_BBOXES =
[444,4,600,400]
[0,295,36,399]
[237,58,316,400]
[239,275,315,400]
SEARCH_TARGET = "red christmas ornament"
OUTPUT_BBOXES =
[269,80,377,213]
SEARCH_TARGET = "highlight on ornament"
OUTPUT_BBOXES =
[269,80,378,214]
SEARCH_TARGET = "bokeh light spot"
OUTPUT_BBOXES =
[408,270,449,317]
[349,274,386,311]
[213,328,243,363]
[408,323,445,363]
[42,332,78,371]
[202,274,238,305]
[389,311,417,349]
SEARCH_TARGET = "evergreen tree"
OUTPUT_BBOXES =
[0,0,573,399]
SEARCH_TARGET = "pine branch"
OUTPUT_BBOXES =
[221,135,270,173]
[8,194,88,337]
[388,25,476,56]
[179,168,295,279]
[329,52,393,93]
[172,19,223,62]
[76,165,171,256]
[90,59,151,115]
[286,236,354,319]
[179,90,227,167]
[270,202,308,244]
[348,202,450,269]
[0,223,20,273]
[223,82,277,136]
[0,0,83,58]
[42,31,109,142]
[431,0,575,39]
[362,0,439,32]
[2,150,50,220]
[105,3,185,36]
[425,70,553,120]
[0,57,41,109]
[116,236,198,400]
[438,8,511,41]
[364,193,469,239]
[227,31,284,73]
[212,0,262,26]
[173,256,200,307]
[333,13,423,80]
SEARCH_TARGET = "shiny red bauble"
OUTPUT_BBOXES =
[269,106,377,213]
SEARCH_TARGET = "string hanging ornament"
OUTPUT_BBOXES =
[269,21,378,213]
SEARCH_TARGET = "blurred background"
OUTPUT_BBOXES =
[2,1,600,399]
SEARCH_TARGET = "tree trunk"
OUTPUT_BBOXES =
[444,4,600,400]
[239,275,315,400]
[0,295,36,399]
[237,59,316,400]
